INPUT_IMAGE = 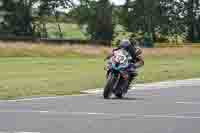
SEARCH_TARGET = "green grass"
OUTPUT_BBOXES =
[0,54,200,100]
[138,55,200,83]
[0,57,105,100]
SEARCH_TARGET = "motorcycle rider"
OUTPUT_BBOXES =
[106,38,144,89]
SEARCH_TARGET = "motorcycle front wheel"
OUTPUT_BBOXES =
[103,73,116,99]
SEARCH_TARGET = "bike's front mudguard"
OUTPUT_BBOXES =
[106,70,129,93]
[106,69,129,81]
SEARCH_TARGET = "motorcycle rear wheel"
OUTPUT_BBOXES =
[114,78,129,99]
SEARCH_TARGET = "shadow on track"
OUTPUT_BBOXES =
[111,97,145,101]
[98,96,145,101]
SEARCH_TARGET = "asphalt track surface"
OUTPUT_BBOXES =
[0,80,200,133]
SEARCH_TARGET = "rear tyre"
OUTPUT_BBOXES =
[114,78,128,99]
[103,74,115,99]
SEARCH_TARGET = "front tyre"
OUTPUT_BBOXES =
[103,73,115,99]
[115,93,123,99]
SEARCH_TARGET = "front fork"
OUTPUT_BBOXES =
[113,73,121,90]
[106,70,128,91]
[106,70,120,90]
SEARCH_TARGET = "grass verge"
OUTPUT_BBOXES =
[0,43,200,100]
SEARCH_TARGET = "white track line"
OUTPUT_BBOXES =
[0,78,200,102]
[176,102,200,105]
[0,110,200,120]
[14,132,40,133]
[0,132,40,133]
[82,78,200,94]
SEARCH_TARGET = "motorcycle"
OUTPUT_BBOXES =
[103,49,134,99]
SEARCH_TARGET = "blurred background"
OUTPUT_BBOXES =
[0,0,199,47]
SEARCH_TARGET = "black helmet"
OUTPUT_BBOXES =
[119,39,131,48]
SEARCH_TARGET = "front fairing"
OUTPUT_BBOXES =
[106,60,129,80]
[111,61,129,71]
[105,49,132,80]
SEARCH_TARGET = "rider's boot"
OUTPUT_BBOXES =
[127,72,137,90]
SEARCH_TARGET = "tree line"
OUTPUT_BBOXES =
[0,0,199,43]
